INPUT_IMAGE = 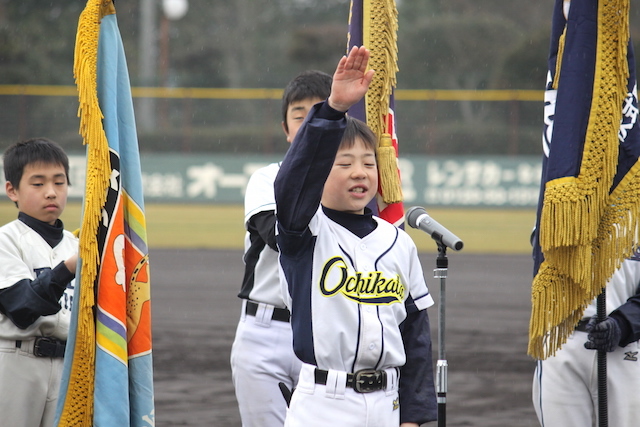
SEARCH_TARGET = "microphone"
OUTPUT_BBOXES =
[406,206,464,251]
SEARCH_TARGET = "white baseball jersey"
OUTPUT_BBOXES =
[582,258,640,319]
[240,162,285,307]
[0,218,76,340]
[231,161,302,426]
[275,101,434,372]
[279,208,433,372]
[533,257,640,427]
[0,216,77,427]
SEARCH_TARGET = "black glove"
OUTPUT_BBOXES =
[584,316,621,352]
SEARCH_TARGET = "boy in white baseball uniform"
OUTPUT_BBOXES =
[275,46,437,426]
[230,70,332,426]
[533,253,640,427]
[0,138,78,427]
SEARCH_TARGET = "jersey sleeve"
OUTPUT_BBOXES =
[399,307,437,424]
[247,210,278,252]
[0,229,35,291]
[402,231,434,310]
[0,225,75,329]
[275,101,347,235]
[244,163,279,225]
[397,232,437,423]
[608,259,640,346]
[0,262,73,329]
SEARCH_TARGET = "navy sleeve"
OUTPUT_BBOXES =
[399,303,437,424]
[609,285,640,347]
[274,101,347,237]
[0,261,74,329]
[249,210,278,252]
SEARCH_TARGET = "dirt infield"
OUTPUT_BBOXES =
[151,248,539,427]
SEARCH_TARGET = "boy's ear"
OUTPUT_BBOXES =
[282,121,292,143]
[5,181,19,202]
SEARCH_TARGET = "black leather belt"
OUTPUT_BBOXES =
[246,301,291,323]
[16,337,66,358]
[575,318,591,332]
[314,368,388,393]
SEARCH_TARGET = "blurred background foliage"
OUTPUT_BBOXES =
[1,0,640,156]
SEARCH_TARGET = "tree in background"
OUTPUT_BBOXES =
[2,1,640,155]
[0,1,80,85]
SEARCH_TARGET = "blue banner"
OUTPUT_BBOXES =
[55,1,154,425]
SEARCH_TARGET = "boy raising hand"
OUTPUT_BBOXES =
[275,46,437,426]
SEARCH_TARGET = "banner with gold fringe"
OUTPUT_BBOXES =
[529,0,640,360]
[347,0,404,227]
[55,1,154,425]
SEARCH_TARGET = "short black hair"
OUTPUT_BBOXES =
[281,70,332,131]
[340,116,378,153]
[3,138,70,189]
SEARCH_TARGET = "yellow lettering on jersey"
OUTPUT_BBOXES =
[319,256,405,305]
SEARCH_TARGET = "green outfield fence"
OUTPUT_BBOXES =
[0,85,545,157]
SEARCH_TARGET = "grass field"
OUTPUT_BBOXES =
[0,201,537,255]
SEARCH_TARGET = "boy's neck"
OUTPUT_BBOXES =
[322,205,376,239]
[18,212,64,248]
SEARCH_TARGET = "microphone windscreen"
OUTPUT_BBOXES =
[405,206,425,229]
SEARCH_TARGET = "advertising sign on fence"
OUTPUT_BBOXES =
[0,154,541,208]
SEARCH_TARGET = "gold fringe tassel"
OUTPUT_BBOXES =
[57,0,114,424]
[377,134,402,203]
[528,263,589,357]
[551,27,566,90]
[362,0,402,204]
[593,160,640,291]
[529,0,631,360]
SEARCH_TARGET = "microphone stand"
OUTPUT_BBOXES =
[434,242,448,427]
[405,206,462,426]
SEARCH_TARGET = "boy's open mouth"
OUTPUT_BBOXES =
[350,186,367,194]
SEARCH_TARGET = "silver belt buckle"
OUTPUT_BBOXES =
[353,369,386,393]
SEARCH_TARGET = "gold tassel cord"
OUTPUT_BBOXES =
[551,27,566,90]
[377,133,402,203]
[529,0,631,360]
[362,0,402,204]
[57,0,115,424]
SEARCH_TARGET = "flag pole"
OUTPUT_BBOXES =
[597,290,608,427]
[56,1,155,424]
[529,1,636,426]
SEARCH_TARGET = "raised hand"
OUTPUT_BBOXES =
[327,45,375,112]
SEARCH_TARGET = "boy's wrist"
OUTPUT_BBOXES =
[53,261,75,284]
[327,96,350,113]
[319,100,348,120]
